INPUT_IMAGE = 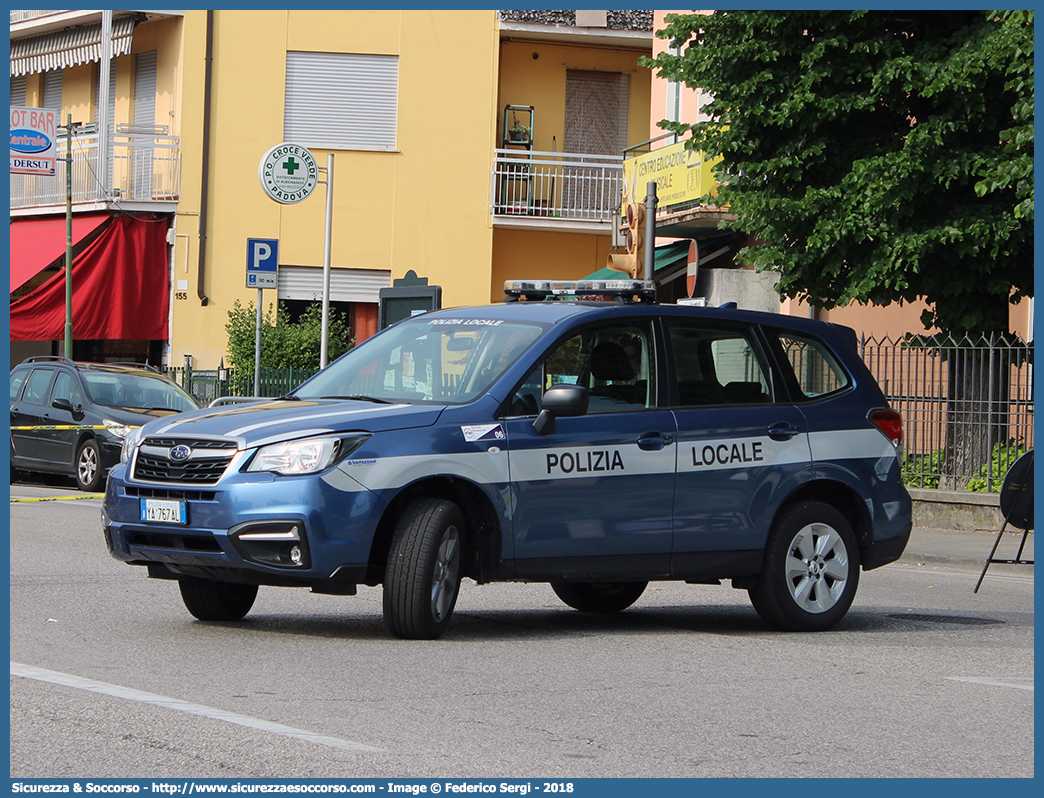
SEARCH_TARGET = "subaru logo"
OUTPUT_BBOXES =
[169,445,192,462]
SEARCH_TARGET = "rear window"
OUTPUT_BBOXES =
[776,333,850,399]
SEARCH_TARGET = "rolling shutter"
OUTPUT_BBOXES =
[284,52,398,151]
[278,266,391,304]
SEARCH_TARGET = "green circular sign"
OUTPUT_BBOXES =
[258,142,319,204]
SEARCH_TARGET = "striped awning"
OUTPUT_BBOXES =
[10,16,137,78]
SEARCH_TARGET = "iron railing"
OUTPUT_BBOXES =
[10,125,181,209]
[491,148,623,222]
[10,10,66,24]
[860,333,1033,492]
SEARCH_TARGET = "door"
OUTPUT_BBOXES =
[666,321,813,565]
[503,320,677,577]
[10,367,56,468]
[42,370,86,467]
[562,70,629,218]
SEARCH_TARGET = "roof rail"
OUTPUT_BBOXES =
[105,361,160,373]
[24,356,75,365]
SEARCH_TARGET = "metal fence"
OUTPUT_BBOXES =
[163,367,319,407]
[860,333,1033,492]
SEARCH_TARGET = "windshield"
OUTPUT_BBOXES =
[82,371,199,412]
[295,317,547,404]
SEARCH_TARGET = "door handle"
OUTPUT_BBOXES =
[638,432,675,451]
[768,422,800,441]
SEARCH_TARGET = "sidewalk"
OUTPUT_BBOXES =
[900,525,1034,573]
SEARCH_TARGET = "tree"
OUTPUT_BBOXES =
[225,300,354,391]
[648,11,1034,489]
[648,10,1033,335]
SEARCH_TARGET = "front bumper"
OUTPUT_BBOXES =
[102,462,386,586]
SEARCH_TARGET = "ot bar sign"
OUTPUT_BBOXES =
[11,106,57,176]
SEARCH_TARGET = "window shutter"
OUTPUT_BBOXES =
[284,52,398,151]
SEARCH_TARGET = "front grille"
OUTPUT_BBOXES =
[132,437,238,485]
[144,438,237,451]
[125,486,217,501]
[128,530,223,553]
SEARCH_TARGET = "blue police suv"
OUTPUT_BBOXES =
[103,280,911,639]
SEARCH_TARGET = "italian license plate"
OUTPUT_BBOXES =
[140,498,187,524]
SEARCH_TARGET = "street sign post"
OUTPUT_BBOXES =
[246,238,279,396]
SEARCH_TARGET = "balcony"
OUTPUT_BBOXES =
[490,148,622,233]
[10,124,180,214]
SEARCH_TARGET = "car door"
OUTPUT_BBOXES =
[11,367,57,468]
[502,319,677,578]
[666,320,813,571]
[43,369,87,467]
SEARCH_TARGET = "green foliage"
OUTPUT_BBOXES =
[225,300,354,384]
[902,439,1028,491]
[965,439,1027,492]
[902,449,944,489]
[645,11,1033,335]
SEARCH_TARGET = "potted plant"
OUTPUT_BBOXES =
[508,117,531,142]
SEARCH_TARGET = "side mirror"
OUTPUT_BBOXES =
[53,398,85,421]
[533,383,589,436]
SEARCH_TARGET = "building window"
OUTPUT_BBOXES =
[284,51,398,151]
[11,75,26,106]
[42,69,62,111]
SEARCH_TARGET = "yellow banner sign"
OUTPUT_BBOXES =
[621,138,720,211]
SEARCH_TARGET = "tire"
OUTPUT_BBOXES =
[550,581,647,613]
[179,577,258,621]
[748,501,860,632]
[383,498,465,640]
[75,439,104,492]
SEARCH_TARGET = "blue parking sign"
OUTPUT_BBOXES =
[246,238,279,288]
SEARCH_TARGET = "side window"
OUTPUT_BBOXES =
[51,371,85,408]
[667,323,770,406]
[21,369,55,405]
[10,370,28,401]
[777,333,850,399]
[508,321,655,415]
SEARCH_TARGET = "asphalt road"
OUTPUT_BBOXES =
[9,484,1035,779]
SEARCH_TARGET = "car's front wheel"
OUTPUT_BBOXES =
[550,581,648,613]
[179,577,258,621]
[383,498,464,639]
[748,501,859,632]
[75,439,104,492]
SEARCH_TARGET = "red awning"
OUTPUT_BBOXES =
[9,213,112,292]
[9,214,170,341]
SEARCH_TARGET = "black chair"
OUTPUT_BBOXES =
[974,449,1033,593]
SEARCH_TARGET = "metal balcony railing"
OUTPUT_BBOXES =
[10,10,67,24]
[10,125,181,209]
[490,148,623,223]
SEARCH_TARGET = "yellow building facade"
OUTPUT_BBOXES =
[10,10,656,371]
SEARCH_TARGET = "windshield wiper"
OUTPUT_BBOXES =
[319,395,398,404]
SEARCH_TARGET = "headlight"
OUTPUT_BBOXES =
[103,419,133,440]
[120,426,145,464]
[247,434,369,476]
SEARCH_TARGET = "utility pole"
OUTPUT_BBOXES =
[64,114,77,358]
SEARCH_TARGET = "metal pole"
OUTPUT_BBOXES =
[64,114,74,359]
[253,289,263,397]
[320,153,334,368]
[98,9,111,199]
[644,181,658,282]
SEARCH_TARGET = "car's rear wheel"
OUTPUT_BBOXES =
[550,581,648,613]
[748,501,859,632]
[179,577,258,621]
[75,439,104,492]
[383,498,464,639]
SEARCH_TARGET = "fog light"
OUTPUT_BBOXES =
[289,545,303,565]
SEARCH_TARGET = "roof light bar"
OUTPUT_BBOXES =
[503,279,657,303]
